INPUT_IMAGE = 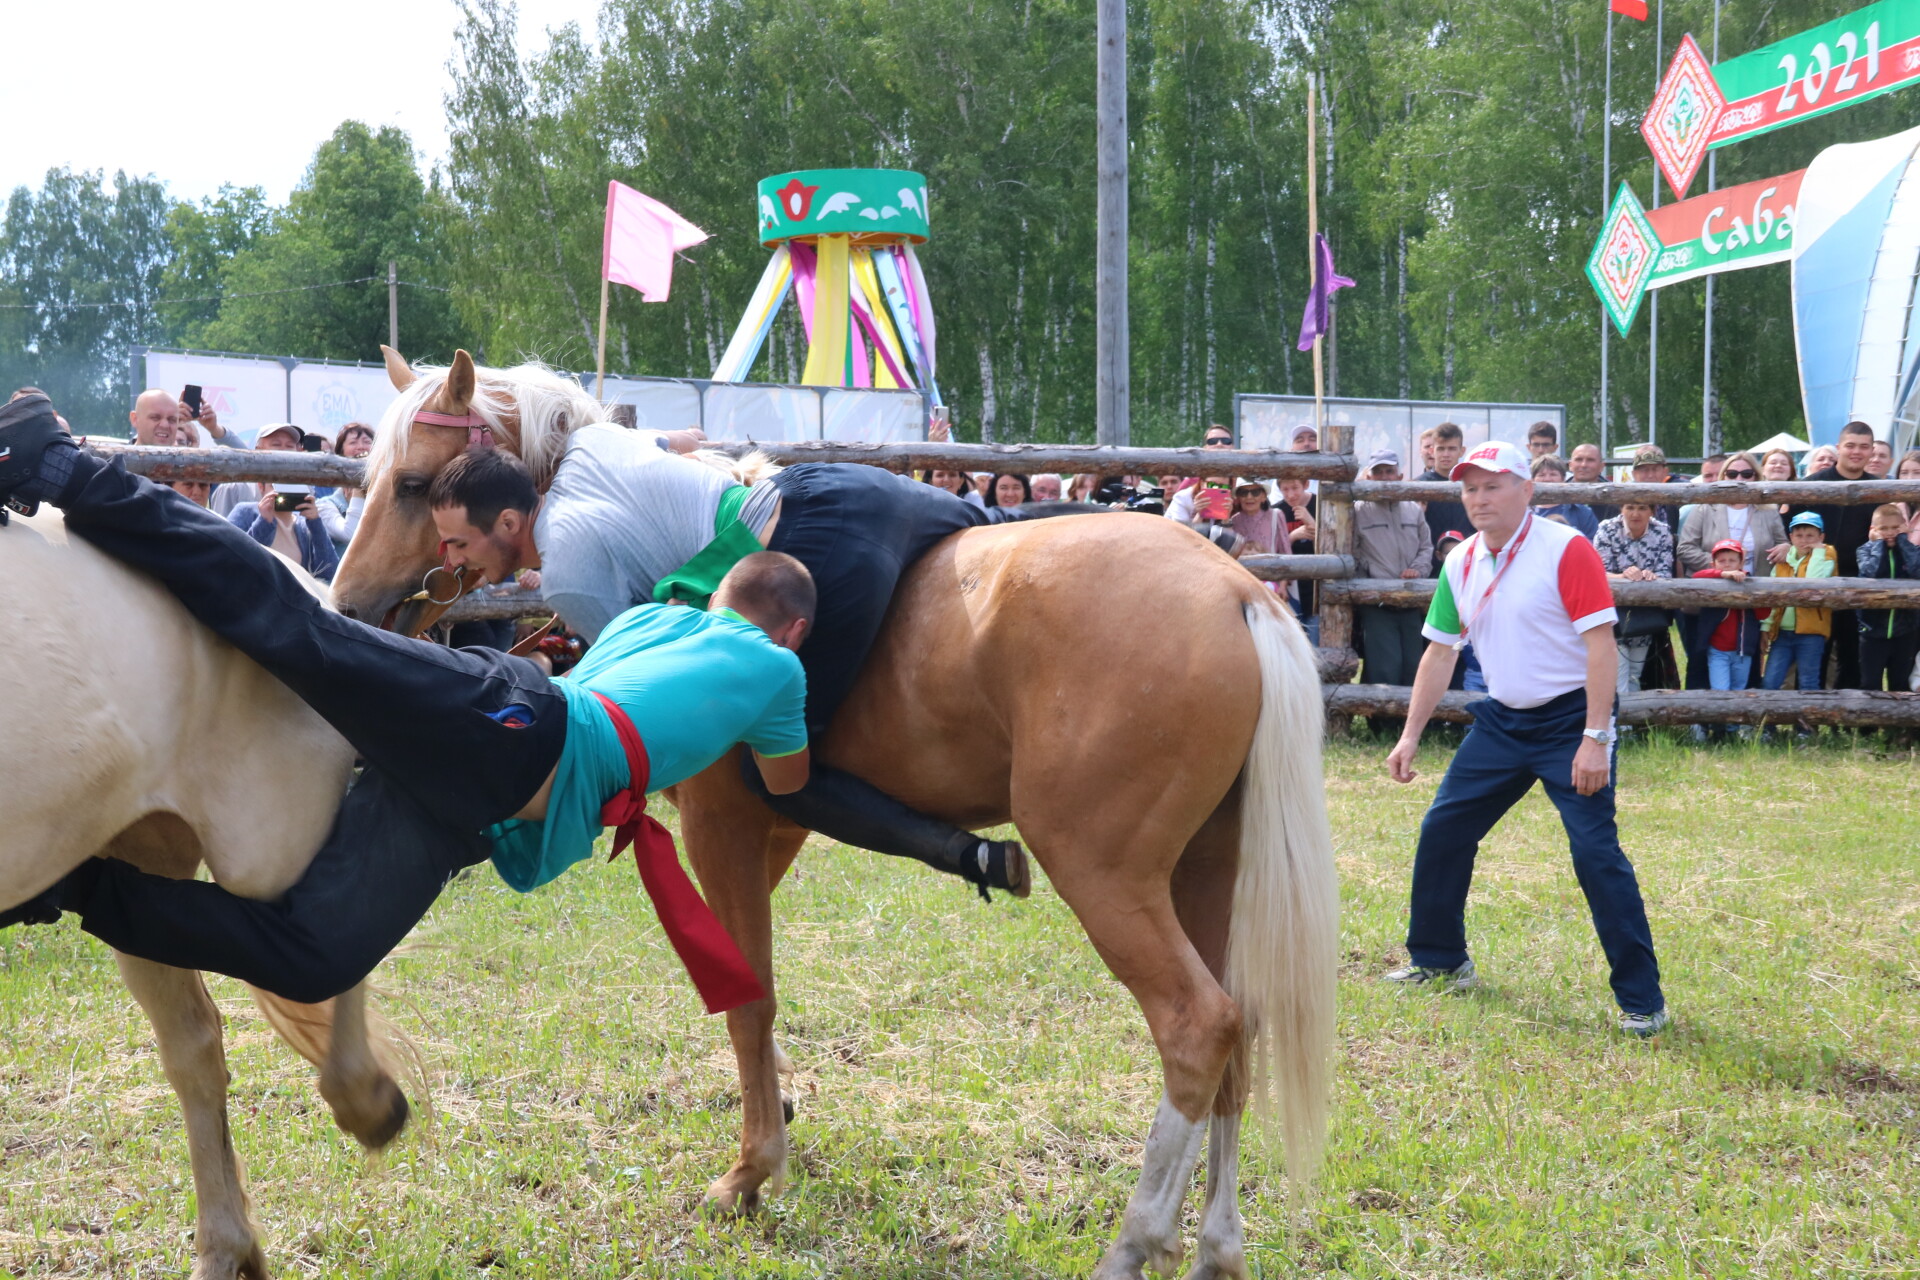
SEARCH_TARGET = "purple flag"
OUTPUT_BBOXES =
[1295,234,1356,352]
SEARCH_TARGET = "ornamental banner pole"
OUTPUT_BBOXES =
[1307,74,1325,433]
[1602,6,1614,458]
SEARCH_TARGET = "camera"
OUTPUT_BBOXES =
[272,488,309,513]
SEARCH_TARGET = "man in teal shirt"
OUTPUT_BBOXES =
[4,410,812,1009]
[490,597,809,892]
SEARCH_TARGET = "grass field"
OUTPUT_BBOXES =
[3,734,1917,1278]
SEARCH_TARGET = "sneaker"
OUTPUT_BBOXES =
[1619,1007,1671,1037]
[0,393,73,517]
[952,836,1029,905]
[1381,958,1479,992]
[969,839,1031,901]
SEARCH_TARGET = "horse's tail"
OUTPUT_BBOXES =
[1227,594,1338,1194]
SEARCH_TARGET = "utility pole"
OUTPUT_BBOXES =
[1095,0,1129,446]
[388,260,399,351]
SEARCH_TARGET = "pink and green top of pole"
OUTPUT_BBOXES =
[711,169,942,403]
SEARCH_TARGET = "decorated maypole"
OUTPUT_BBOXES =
[712,169,940,403]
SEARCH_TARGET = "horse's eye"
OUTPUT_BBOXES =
[395,476,430,500]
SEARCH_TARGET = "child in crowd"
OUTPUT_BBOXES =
[1763,512,1836,691]
[1687,539,1764,739]
[1855,503,1920,692]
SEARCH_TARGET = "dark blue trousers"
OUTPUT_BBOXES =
[1406,688,1664,1015]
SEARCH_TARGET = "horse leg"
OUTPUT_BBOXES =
[675,761,793,1213]
[1043,830,1243,1280]
[767,818,808,1102]
[114,954,269,1280]
[1171,795,1252,1280]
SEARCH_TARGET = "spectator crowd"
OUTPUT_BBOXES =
[942,413,1920,737]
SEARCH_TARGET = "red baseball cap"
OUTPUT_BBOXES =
[1449,439,1530,481]
[1710,539,1744,556]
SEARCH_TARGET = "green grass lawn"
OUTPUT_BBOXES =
[3,734,1916,1278]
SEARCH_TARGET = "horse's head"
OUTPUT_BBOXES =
[332,346,602,634]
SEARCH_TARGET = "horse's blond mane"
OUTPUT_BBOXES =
[365,360,607,487]
[365,359,782,489]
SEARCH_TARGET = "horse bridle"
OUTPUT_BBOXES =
[398,408,556,656]
[405,409,497,606]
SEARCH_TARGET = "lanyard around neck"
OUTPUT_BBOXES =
[1460,512,1534,641]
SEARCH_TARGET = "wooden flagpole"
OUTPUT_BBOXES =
[595,272,611,401]
[1306,75,1324,433]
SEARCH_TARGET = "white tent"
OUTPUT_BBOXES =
[1745,432,1811,455]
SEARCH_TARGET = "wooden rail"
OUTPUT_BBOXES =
[1321,576,1920,610]
[1241,553,1352,582]
[706,440,1359,481]
[80,440,1920,727]
[1327,685,1920,727]
[87,441,366,486]
[1343,478,1920,506]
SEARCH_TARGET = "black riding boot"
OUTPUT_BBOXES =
[741,759,1029,901]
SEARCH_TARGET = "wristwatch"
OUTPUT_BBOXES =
[1582,728,1617,745]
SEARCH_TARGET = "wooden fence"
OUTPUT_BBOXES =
[87,437,1920,726]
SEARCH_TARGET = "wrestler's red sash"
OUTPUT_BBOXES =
[591,692,765,1014]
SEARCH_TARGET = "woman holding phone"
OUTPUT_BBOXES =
[320,421,377,547]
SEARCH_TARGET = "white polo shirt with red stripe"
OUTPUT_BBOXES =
[1422,512,1617,709]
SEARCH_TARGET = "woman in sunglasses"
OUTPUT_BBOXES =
[1678,450,1788,574]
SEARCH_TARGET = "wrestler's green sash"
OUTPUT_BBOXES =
[649,485,762,610]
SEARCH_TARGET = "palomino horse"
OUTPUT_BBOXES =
[334,350,1337,1280]
[1,511,416,1280]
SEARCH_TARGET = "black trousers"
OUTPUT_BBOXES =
[57,454,568,827]
[78,771,490,1004]
[1859,630,1920,693]
[54,454,564,1000]
[744,465,1092,870]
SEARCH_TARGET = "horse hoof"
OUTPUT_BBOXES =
[782,1091,796,1125]
[352,1076,411,1151]
[702,1176,765,1218]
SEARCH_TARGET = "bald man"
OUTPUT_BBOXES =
[129,389,246,449]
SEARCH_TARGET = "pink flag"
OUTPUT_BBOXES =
[602,180,708,302]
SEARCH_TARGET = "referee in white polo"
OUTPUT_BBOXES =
[1381,440,1669,1037]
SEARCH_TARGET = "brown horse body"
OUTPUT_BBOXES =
[334,352,1336,1279]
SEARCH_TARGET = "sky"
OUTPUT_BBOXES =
[3,0,605,206]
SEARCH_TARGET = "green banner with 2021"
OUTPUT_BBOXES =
[1711,0,1920,147]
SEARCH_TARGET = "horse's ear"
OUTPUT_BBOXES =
[381,345,415,391]
[445,350,477,410]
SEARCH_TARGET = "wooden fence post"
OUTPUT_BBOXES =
[1317,421,1355,733]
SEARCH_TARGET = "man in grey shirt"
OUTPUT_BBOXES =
[536,424,781,640]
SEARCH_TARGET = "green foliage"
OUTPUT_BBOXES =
[194,121,464,363]
[0,169,173,426]
[9,0,1920,447]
